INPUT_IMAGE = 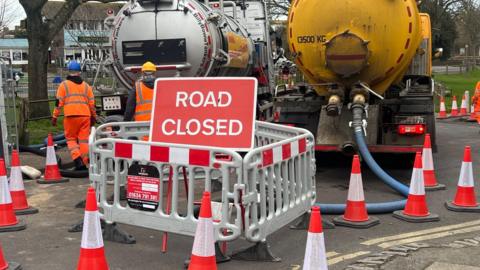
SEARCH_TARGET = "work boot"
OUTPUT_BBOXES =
[74,157,87,171]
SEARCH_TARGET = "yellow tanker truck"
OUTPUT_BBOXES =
[276,0,435,153]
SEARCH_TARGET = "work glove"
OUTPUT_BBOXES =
[90,116,96,127]
[51,117,57,127]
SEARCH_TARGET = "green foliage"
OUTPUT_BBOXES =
[434,69,480,110]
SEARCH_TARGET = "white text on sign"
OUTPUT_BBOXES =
[161,91,243,136]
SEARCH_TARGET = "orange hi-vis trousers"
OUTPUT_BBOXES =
[64,116,90,164]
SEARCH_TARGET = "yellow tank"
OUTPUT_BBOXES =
[288,0,422,96]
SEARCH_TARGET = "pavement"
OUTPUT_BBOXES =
[2,117,480,269]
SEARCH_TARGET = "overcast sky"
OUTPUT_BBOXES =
[10,0,26,28]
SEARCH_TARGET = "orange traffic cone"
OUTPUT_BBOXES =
[302,206,328,270]
[445,146,480,212]
[460,94,468,116]
[333,155,379,228]
[0,242,21,270]
[422,134,445,191]
[393,152,439,222]
[37,133,69,184]
[188,192,217,270]
[77,187,109,270]
[0,158,26,232]
[438,96,447,119]
[450,96,459,117]
[9,150,38,215]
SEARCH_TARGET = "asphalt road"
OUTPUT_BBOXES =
[2,117,480,270]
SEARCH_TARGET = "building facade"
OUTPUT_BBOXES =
[43,2,123,67]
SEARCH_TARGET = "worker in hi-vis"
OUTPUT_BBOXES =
[52,60,96,170]
[473,82,480,123]
[124,61,157,122]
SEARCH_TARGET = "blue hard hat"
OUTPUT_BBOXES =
[68,60,81,71]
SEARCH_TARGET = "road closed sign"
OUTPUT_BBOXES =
[149,77,257,150]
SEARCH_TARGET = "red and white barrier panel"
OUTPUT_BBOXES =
[262,138,307,167]
[115,142,212,167]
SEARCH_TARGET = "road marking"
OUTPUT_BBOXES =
[378,225,480,248]
[326,251,340,258]
[327,251,370,265]
[361,219,480,246]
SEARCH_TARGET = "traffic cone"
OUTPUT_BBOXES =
[37,133,69,184]
[0,158,26,232]
[188,191,217,270]
[9,150,38,215]
[333,155,379,228]
[422,134,445,191]
[445,146,480,212]
[468,104,476,121]
[393,152,439,222]
[77,187,109,270]
[0,242,21,270]
[302,206,328,270]
[460,94,468,116]
[450,96,458,117]
[438,96,447,119]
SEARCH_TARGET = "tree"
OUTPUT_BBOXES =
[265,0,290,20]
[0,0,21,37]
[457,0,480,57]
[19,0,116,118]
[419,0,462,60]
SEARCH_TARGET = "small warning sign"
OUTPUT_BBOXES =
[127,164,160,212]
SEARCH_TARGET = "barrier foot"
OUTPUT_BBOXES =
[290,213,335,230]
[215,242,231,263]
[231,240,281,262]
[69,219,106,233]
[184,242,230,268]
[74,199,86,209]
[7,261,22,270]
[103,222,136,244]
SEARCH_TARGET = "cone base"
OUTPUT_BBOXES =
[425,183,446,191]
[14,206,39,216]
[6,261,22,270]
[333,215,379,229]
[393,210,439,223]
[37,177,69,184]
[445,201,480,213]
[0,219,26,232]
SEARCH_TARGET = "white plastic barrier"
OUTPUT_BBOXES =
[89,121,315,243]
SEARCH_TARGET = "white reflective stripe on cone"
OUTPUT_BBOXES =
[452,102,458,109]
[132,144,150,161]
[273,146,282,163]
[169,147,189,164]
[0,176,12,204]
[422,148,434,170]
[81,211,104,249]
[191,217,215,257]
[458,162,474,187]
[409,168,425,195]
[347,173,365,201]
[9,168,24,191]
[303,232,328,270]
[46,146,57,165]
[440,102,446,111]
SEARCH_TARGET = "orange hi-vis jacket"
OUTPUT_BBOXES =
[134,81,153,121]
[53,80,96,118]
